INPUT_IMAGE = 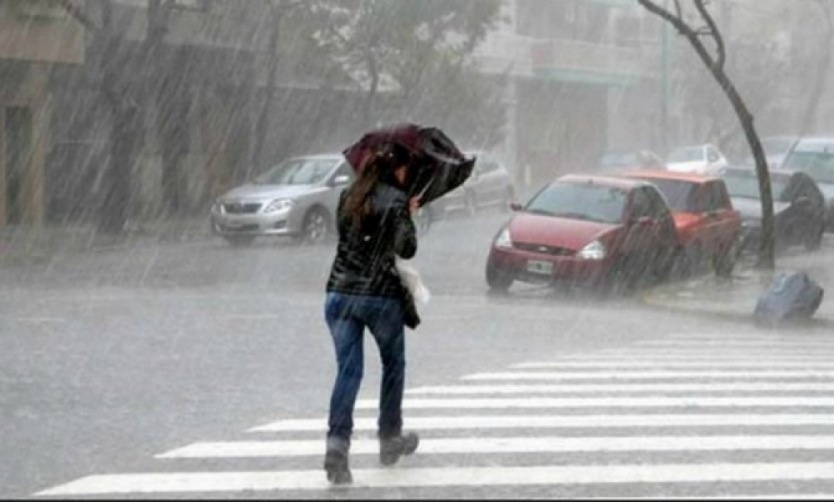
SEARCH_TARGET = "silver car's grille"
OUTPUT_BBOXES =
[223,202,262,214]
[514,242,575,257]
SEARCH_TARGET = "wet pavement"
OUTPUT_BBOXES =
[3,219,834,325]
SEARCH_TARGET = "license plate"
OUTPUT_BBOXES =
[526,260,553,275]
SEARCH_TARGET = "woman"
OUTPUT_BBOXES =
[323,142,421,484]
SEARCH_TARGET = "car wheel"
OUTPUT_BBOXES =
[223,234,256,247]
[712,240,737,278]
[804,223,825,251]
[302,207,330,245]
[652,244,676,283]
[485,263,513,293]
[678,242,707,279]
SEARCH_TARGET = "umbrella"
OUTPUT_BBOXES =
[342,123,476,205]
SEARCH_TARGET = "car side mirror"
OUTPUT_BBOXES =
[509,202,522,212]
[332,174,351,186]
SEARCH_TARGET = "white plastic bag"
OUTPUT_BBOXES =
[394,256,431,304]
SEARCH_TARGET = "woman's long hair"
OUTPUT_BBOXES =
[343,142,412,228]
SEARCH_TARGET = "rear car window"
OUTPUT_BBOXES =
[642,178,698,212]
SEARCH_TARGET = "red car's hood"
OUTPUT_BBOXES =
[507,212,619,251]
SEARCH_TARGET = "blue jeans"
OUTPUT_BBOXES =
[324,292,406,443]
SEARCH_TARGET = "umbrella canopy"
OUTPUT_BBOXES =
[342,123,475,205]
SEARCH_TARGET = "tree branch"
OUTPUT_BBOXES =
[54,0,98,31]
[694,0,726,69]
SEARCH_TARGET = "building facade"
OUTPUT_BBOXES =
[0,0,85,230]
[472,0,663,194]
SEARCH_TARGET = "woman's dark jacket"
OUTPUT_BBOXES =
[326,182,417,299]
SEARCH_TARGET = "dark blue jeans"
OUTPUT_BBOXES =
[324,292,406,443]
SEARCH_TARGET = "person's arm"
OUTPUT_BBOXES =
[393,197,418,259]
[336,190,347,237]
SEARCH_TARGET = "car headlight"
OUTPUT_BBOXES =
[577,240,606,260]
[494,227,513,249]
[211,200,225,214]
[263,198,294,213]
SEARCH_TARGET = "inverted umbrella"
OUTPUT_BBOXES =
[342,123,476,205]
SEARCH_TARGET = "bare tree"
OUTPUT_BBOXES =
[251,0,306,176]
[57,0,142,234]
[638,0,775,269]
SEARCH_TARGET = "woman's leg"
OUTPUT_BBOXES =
[365,297,406,439]
[366,297,419,465]
[325,293,366,442]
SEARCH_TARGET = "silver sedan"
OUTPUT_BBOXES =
[210,154,352,246]
[210,153,434,246]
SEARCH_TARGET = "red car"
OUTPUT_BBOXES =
[623,170,741,276]
[485,174,678,293]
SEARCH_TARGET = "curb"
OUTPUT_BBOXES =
[640,274,834,327]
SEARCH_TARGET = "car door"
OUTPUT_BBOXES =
[708,180,739,251]
[622,187,662,257]
[644,185,677,248]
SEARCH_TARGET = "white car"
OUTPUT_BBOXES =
[666,143,728,176]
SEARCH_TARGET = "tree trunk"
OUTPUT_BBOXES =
[97,0,135,235]
[638,0,775,270]
[252,2,283,177]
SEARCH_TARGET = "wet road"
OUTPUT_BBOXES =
[4,209,834,498]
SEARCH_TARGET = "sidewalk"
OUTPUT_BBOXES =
[643,239,834,326]
[0,218,213,264]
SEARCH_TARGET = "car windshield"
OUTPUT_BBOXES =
[782,150,834,183]
[525,181,627,224]
[668,146,703,163]
[253,158,339,185]
[723,170,790,200]
[641,179,698,212]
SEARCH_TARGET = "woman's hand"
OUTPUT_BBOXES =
[408,197,421,216]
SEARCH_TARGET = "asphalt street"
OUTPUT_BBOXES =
[3,209,834,498]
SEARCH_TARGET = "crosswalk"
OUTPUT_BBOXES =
[35,331,834,498]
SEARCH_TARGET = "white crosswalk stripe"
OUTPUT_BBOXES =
[35,331,834,498]
[34,463,834,496]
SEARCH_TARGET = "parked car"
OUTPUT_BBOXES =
[441,151,516,216]
[623,170,741,277]
[780,136,834,232]
[721,166,827,254]
[210,153,435,246]
[484,174,678,294]
[666,143,728,176]
[594,149,665,173]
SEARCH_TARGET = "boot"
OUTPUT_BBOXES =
[379,432,419,466]
[324,437,352,485]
